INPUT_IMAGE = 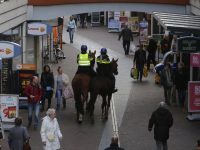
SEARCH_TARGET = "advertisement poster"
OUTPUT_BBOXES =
[190,54,200,67]
[0,95,19,122]
[119,17,128,31]
[128,17,139,32]
[188,82,200,112]
[108,11,120,29]
[139,28,148,43]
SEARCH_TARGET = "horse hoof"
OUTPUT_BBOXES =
[91,120,95,124]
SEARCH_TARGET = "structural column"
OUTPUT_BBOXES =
[22,22,27,63]
[36,36,42,77]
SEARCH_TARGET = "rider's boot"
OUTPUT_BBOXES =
[112,79,118,93]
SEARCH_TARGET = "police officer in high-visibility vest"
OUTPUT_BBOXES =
[96,48,118,93]
[76,45,97,77]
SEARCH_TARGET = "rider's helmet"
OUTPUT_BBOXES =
[101,48,107,55]
[81,45,87,52]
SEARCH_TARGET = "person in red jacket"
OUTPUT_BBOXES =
[25,76,42,131]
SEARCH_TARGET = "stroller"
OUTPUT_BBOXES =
[78,17,87,28]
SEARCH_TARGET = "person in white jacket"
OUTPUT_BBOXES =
[40,108,63,150]
[53,66,70,110]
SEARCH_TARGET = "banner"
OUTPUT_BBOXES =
[128,17,139,32]
[188,82,200,112]
[108,11,120,29]
[177,37,200,53]
[119,17,128,31]
[139,20,148,43]
[139,28,148,43]
[0,95,19,122]
[190,54,200,67]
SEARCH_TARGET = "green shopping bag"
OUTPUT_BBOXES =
[133,68,138,79]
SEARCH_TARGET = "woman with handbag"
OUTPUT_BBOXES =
[174,62,188,108]
[159,63,174,106]
[8,117,30,150]
[40,65,54,112]
[53,66,70,110]
[40,108,63,150]
[67,16,76,43]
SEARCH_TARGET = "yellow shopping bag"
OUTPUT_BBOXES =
[143,66,148,77]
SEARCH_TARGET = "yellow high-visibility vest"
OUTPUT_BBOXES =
[78,53,91,66]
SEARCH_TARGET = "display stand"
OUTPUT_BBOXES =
[187,114,200,121]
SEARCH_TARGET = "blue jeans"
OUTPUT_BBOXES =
[156,141,168,150]
[178,90,186,106]
[28,102,40,127]
[69,28,74,42]
[56,89,66,105]
[136,63,144,80]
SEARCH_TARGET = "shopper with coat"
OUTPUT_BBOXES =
[134,44,146,81]
[147,36,157,70]
[40,65,54,112]
[40,108,63,150]
[8,117,29,150]
[67,16,76,43]
[159,63,174,105]
[148,102,173,150]
[53,66,70,110]
[174,62,188,108]
[161,35,170,55]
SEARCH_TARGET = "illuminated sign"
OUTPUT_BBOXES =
[27,22,52,36]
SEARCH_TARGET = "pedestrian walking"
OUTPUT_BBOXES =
[53,66,70,110]
[80,13,85,28]
[25,76,42,130]
[159,63,174,105]
[8,117,29,150]
[40,65,54,112]
[40,108,63,150]
[161,35,170,55]
[174,62,188,108]
[67,16,76,43]
[148,102,173,150]
[118,23,133,55]
[104,136,124,150]
[134,44,146,81]
[147,36,157,70]
[196,140,200,150]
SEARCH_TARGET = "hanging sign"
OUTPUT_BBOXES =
[0,41,21,59]
[177,37,200,53]
[170,31,189,36]
[27,22,52,36]
[190,54,200,67]
[188,82,200,112]
[0,95,19,122]
[16,64,36,70]
[139,20,148,43]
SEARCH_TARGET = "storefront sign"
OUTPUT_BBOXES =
[139,20,148,28]
[188,82,200,112]
[119,17,128,31]
[2,28,19,35]
[16,64,36,70]
[27,22,52,36]
[177,37,200,53]
[0,42,21,59]
[108,11,120,29]
[190,54,200,67]
[128,17,139,32]
[170,31,189,36]
[0,95,19,122]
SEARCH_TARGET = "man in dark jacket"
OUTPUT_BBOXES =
[161,35,170,55]
[118,24,133,55]
[147,36,157,70]
[104,136,124,150]
[148,102,173,150]
[25,76,42,131]
[134,44,146,81]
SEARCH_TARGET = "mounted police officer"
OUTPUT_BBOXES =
[76,45,97,77]
[96,48,118,93]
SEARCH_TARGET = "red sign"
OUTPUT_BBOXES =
[190,53,200,67]
[188,82,200,112]
[20,74,33,78]
[119,17,128,22]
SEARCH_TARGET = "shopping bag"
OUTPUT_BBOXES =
[133,67,138,79]
[130,68,134,78]
[172,87,176,103]
[63,85,74,99]
[130,44,135,52]
[143,66,148,77]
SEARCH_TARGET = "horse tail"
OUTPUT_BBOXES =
[73,78,84,115]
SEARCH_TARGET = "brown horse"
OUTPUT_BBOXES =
[72,50,96,123]
[87,58,118,124]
